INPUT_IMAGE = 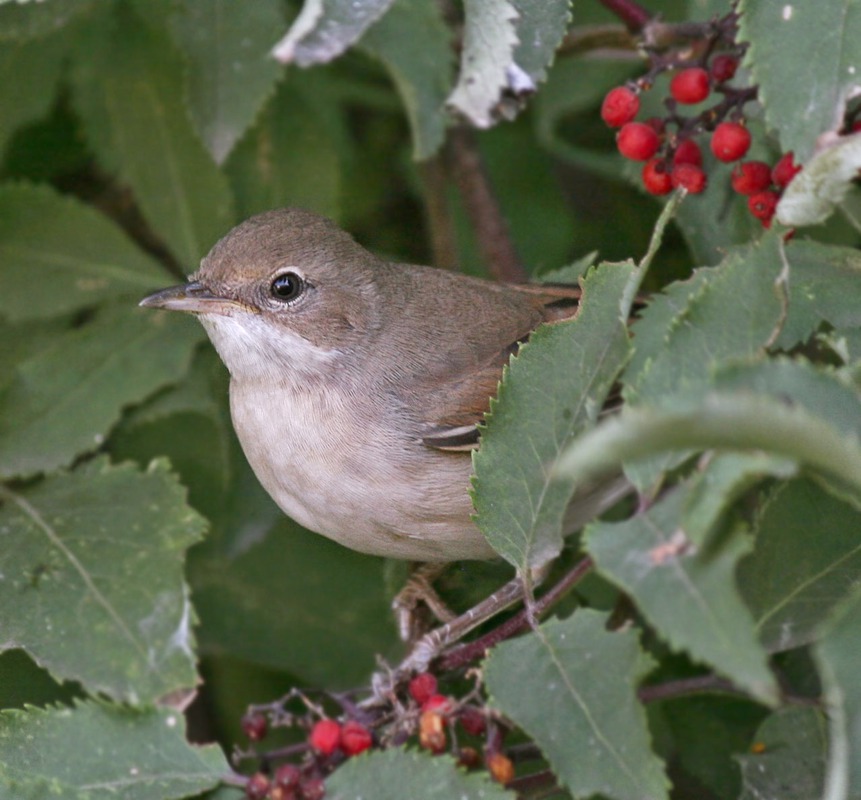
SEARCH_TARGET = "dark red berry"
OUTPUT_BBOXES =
[673,138,703,167]
[422,694,452,714]
[601,86,640,127]
[748,190,779,222]
[670,67,710,104]
[274,764,302,791]
[710,54,739,83]
[459,706,487,736]
[245,772,271,800]
[711,122,751,162]
[772,152,802,187]
[340,721,373,756]
[731,161,772,195]
[241,712,268,742]
[644,116,666,134]
[642,159,673,195]
[409,672,438,705]
[309,719,342,755]
[672,163,707,194]
[300,777,325,800]
[617,122,660,161]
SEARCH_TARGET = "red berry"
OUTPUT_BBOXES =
[642,159,673,195]
[241,712,268,742]
[274,764,302,790]
[409,673,438,705]
[710,54,739,83]
[601,86,640,127]
[731,161,772,195]
[670,67,711,104]
[748,190,779,223]
[245,773,271,800]
[673,138,703,167]
[772,152,802,187]
[711,122,751,162]
[340,721,373,756]
[300,778,325,800]
[309,719,342,755]
[459,706,487,736]
[617,122,660,161]
[422,694,452,714]
[672,163,707,194]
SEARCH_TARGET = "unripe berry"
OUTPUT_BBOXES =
[772,152,802,187]
[617,122,660,161]
[301,778,325,800]
[673,138,703,167]
[710,54,739,83]
[459,705,487,736]
[274,764,302,791]
[408,672,438,705]
[748,190,779,223]
[309,718,342,755]
[422,694,452,714]
[672,163,707,194]
[486,752,516,785]
[601,86,640,127]
[241,712,268,742]
[340,721,373,756]
[711,122,751,162]
[419,710,447,754]
[670,67,710,104]
[731,161,772,195]
[245,773,271,800]
[642,159,673,196]
[458,746,481,768]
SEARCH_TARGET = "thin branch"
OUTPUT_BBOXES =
[446,127,527,283]
[419,155,460,270]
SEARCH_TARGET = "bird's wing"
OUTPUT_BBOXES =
[418,283,581,452]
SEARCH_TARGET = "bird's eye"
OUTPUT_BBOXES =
[270,271,303,302]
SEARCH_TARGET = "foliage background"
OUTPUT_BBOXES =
[0,0,860,798]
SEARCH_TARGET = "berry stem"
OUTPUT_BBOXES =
[597,0,653,33]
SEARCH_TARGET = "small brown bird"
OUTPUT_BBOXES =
[141,208,591,564]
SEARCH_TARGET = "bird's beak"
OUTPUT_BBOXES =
[139,281,238,315]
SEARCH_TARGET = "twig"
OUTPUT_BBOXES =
[446,127,526,283]
[419,151,460,270]
[597,0,653,33]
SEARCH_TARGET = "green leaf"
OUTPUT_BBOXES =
[271,0,395,66]
[69,3,235,267]
[0,459,206,703]
[735,707,828,800]
[0,304,203,480]
[553,393,861,503]
[0,183,172,321]
[472,261,633,572]
[447,0,519,128]
[359,0,453,160]
[169,0,285,164]
[0,649,81,711]
[738,0,861,161]
[0,315,70,394]
[0,700,227,799]
[484,611,670,800]
[510,0,571,87]
[0,33,66,154]
[0,0,93,41]
[778,133,861,226]
[682,452,797,548]
[325,748,513,799]
[224,76,341,220]
[815,587,861,800]
[776,240,861,350]
[585,487,779,704]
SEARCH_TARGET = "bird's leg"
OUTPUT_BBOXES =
[391,562,456,643]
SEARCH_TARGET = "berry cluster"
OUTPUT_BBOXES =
[600,10,803,227]
[236,671,516,799]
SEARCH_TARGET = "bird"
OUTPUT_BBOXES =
[140,208,595,565]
